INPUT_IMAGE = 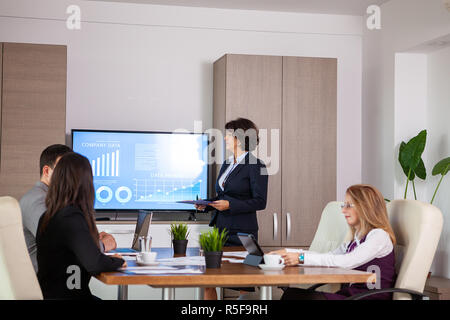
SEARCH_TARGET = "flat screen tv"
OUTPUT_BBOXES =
[72,129,209,211]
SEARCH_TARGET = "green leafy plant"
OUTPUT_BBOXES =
[199,227,228,252]
[398,130,427,200]
[431,157,450,204]
[398,129,450,204]
[169,223,190,241]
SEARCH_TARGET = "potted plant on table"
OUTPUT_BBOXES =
[199,227,228,268]
[170,223,190,255]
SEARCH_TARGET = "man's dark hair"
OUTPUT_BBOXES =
[225,118,260,152]
[39,144,73,176]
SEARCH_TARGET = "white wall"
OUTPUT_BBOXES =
[393,53,427,199]
[363,0,450,198]
[0,0,363,199]
[363,0,450,278]
[427,46,450,278]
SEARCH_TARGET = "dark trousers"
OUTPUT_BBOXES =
[281,288,327,300]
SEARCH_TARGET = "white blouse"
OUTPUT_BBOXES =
[218,152,248,191]
[286,228,394,270]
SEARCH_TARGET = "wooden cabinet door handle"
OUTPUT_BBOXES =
[286,213,292,240]
[273,213,278,240]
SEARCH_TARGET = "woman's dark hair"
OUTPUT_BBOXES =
[40,152,99,247]
[225,118,260,151]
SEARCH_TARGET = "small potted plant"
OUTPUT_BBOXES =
[199,227,228,268]
[170,223,190,255]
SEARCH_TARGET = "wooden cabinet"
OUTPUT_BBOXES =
[281,57,337,246]
[213,54,336,247]
[0,43,67,200]
[213,54,283,246]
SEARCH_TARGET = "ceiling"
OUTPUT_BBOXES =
[408,34,450,53]
[89,0,391,16]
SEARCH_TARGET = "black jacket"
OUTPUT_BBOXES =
[208,153,268,235]
[36,205,123,300]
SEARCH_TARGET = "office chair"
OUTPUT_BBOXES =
[308,201,351,253]
[347,199,443,300]
[0,196,43,299]
[279,201,350,294]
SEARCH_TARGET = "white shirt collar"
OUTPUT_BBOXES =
[227,151,248,164]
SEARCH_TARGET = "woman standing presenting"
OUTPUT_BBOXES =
[197,118,269,299]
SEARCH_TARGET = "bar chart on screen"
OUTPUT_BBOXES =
[72,130,208,210]
[91,149,120,177]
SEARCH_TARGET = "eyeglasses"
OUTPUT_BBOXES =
[340,202,355,209]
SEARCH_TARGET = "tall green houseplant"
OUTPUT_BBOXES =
[398,129,450,203]
[398,130,427,200]
[431,157,450,204]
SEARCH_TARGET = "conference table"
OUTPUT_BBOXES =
[95,247,375,300]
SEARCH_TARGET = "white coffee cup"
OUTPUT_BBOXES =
[264,254,284,266]
[137,251,157,264]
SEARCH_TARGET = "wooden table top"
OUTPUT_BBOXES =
[96,247,374,288]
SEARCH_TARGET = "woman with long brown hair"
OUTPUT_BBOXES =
[271,184,397,300]
[36,152,125,300]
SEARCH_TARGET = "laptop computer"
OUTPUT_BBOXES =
[105,211,153,255]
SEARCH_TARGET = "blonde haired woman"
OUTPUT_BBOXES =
[271,184,397,300]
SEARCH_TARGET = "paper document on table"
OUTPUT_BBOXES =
[222,258,244,263]
[222,251,248,258]
[121,256,138,261]
[157,256,206,266]
[126,268,203,275]
[155,255,245,266]
[120,266,178,271]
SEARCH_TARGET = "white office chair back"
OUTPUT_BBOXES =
[291,201,350,293]
[0,196,43,299]
[309,201,350,253]
[387,200,443,300]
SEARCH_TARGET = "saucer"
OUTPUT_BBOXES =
[258,264,285,271]
[136,260,159,266]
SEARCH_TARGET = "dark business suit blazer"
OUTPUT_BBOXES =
[36,206,124,300]
[208,153,268,237]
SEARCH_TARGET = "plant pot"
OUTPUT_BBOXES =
[204,251,223,268]
[172,239,188,255]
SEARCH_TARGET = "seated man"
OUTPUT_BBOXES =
[20,144,117,272]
